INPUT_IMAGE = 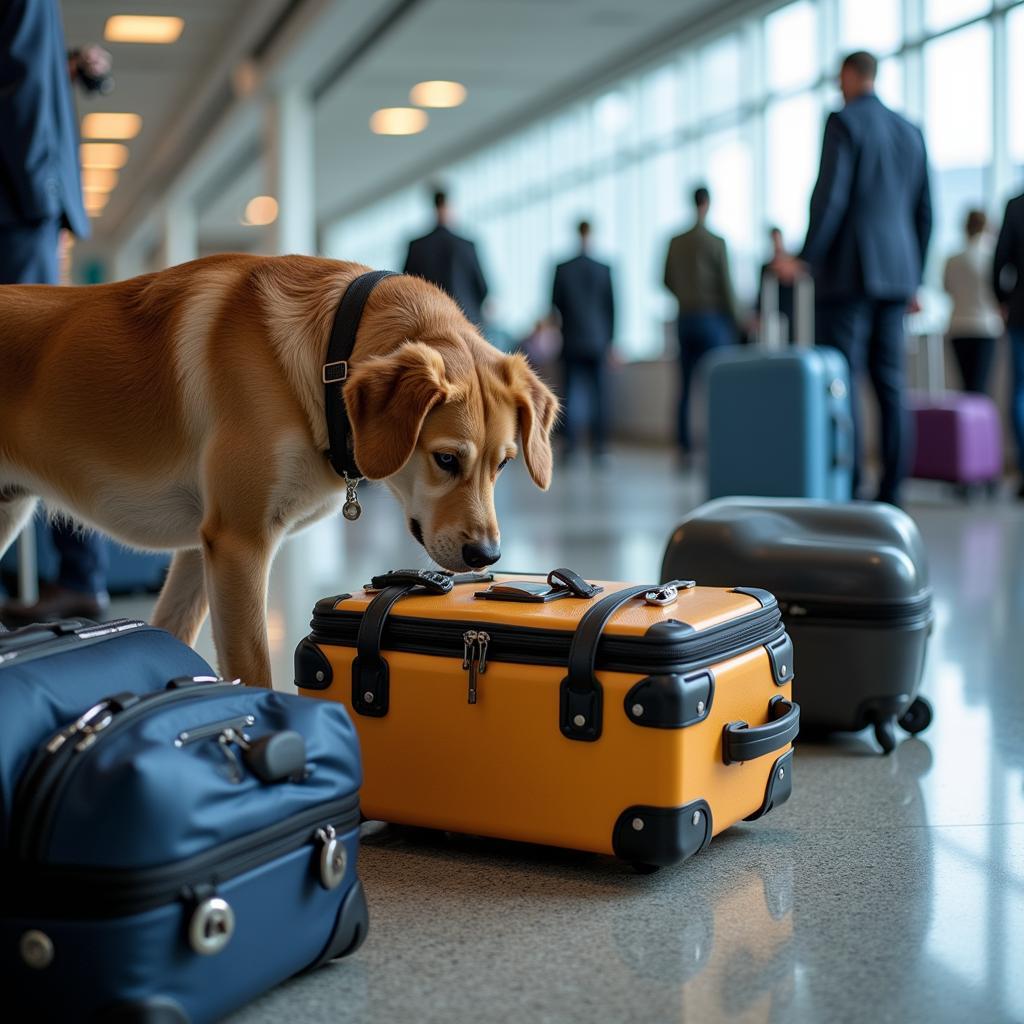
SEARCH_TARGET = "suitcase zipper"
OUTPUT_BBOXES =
[779,593,932,628]
[0,619,148,667]
[462,630,490,704]
[7,795,361,919]
[12,682,243,861]
[312,604,782,676]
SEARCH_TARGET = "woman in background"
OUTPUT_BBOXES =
[943,209,1004,394]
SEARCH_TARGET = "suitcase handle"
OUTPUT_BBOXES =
[722,695,800,765]
[830,406,854,469]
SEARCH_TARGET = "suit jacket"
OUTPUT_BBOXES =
[0,0,88,236]
[663,224,741,325]
[403,225,488,325]
[551,252,614,361]
[801,94,930,301]
[994,194,1024,329]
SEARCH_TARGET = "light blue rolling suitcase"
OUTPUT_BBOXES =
[705,277,854,501]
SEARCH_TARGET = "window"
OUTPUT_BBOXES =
[925,0,992,34]
[700,34,743,118]
[702,127,756,297]
[765,1,819,94]
[765,92,821,247]
[1009,4,1024,172]
[838,0,902,56]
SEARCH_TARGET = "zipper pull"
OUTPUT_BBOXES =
[462,629,479,704]
[476,632,490,676]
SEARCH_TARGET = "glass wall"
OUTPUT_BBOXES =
[325,0,1024,360]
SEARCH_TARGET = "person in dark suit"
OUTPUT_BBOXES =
[552,221,615,460]
[756,227,796,344]
[795,50,932,507]
[993,191,1024,499]
[403,189,489,326]
[0,0,111,623]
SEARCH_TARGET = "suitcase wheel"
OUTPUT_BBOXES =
[873,716,897,755]
[898,696,933,736]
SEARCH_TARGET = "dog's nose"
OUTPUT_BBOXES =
[462,541,501,568]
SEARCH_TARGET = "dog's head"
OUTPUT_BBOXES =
[344,337,558,571]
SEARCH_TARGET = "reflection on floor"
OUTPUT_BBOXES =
[112,448,1024,1024]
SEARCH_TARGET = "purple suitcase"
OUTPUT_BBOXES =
[908,390,1002,484]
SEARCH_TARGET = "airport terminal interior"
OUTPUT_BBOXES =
[2,0,1024,1022]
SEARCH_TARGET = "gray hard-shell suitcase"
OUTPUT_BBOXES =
[661,498,933,753]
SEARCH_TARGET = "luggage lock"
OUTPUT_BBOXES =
[644,580,695,607]
[316,825,348,889]
[188,897,235,956]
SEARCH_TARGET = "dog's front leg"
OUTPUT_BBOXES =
[200,524,277,688]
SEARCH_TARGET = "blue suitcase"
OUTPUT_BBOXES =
[705,345,854,501]
[0,619,367,1023]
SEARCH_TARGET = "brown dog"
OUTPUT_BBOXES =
[0,254,558,686]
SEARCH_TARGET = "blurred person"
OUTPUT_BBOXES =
[404,189,488,326]
[793,50,932,506]
[993,190,1024,498]
[943,209,1002,395]
[663,185,741,456]
[551,220,615,461]
[518,314,560,371]
[756,226,796,344]
[0,0,110,623]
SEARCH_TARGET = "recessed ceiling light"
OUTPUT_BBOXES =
[409,81,467,108]
[84,192,109,213]
[370,107,428,135]
[81,167,119,192]
[81,112,142,140]
[80,143,129,169]
[104,15,184,44]
[243,195,278,226]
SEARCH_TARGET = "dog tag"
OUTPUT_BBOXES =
[342,477,362,521]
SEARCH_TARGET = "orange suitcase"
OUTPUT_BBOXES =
[295,568,798,869]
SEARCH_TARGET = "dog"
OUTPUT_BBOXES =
[0,254,559,686]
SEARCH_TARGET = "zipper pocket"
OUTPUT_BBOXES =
[0,619,147,667]
[174,714,256,747]
[7,795,361,919]
[13,682,242,861]
[312,604,782,676]
[780,592,933,628]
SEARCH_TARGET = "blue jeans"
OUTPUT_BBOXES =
[0,220,108,597]
[816,298,910,504]
[1010,328,1024,475]
[677,312,735,452]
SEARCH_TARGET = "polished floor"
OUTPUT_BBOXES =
[112,449,1024,1024]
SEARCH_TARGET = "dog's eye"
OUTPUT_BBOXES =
[433,452,460,474]
[497,457,511,472]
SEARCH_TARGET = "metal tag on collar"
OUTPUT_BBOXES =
[342,475,362,521]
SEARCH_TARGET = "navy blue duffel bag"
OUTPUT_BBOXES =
[0,618,367,1023]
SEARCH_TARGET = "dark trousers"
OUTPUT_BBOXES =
[1010,328,1024,475]
[677,312,735,451]
[951,335,997,395]
[817,298,910,505]
[0,219,108,596]
[561,357,609,454]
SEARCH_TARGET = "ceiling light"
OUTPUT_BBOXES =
[81,167,119,192]
[370,107,428,135]
[81,112,142,140]
[409,80,467,108]
[80,143,129,169]
[104,15,184,44]
[242,195,278,226]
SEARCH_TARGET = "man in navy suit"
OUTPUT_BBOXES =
[404,190,489,327]
[797,51,932,506]
[0,0,111,623]
[552,221,615,460]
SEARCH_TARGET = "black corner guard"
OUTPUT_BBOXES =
[612,799,713,867]
[94,998,189,1024]
[314,593,352,614]
[559,676,602,741]
[764,633,794,686]
[731,586,775,608]
[744,748,794,821]
[722,696,800,765]
[624,670,714,729]
[306,879,370,972]
[352,657,389,717]
[295,637,334,690]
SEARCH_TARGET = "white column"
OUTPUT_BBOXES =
[160,200,198,269]
[265,86,316,255]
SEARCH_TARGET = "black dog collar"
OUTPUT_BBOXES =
[323,269,398,495]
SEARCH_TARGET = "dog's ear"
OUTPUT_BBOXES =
[505,354,559,490]
[345,341,451,479]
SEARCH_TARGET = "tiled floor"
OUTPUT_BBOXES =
[112,449,1024,1024]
